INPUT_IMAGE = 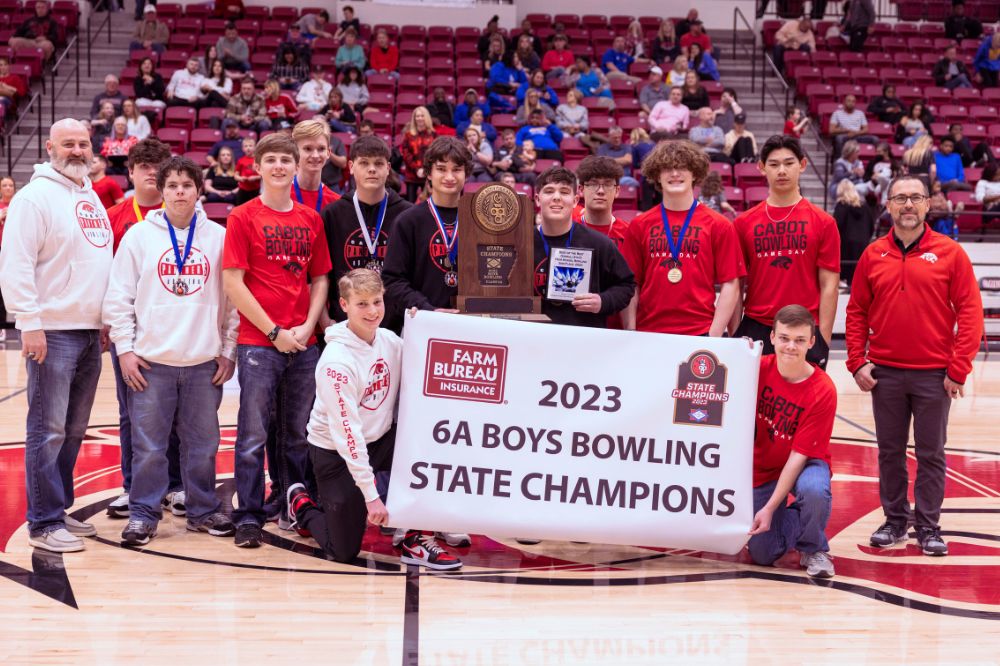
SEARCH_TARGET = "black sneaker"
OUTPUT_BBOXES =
[917,527,949,556]
[399,531,463,570]
[869,522,908,548]
[286,483,316,538]
[121,520,156,546]
[234,523,263,548]
[187,512,235,537]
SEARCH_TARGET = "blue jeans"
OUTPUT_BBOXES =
[128,360,224,525]
[233,344,319,527]
[24,330,102,536]
[747,459,831,565]
[110,345,183,494]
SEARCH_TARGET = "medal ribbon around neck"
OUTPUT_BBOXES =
[660,200,698,269]
[293,175,324,213]
[427,198,458,267]
[352,192,389,263]
[537,223,574,259]
[164,211,198,291]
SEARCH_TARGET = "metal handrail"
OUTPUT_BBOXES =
[732,7,758,94]
[86,6,113,78]
[50,33,80,125]
[6,92,44,176]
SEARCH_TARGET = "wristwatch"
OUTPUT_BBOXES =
[267,325,282,342]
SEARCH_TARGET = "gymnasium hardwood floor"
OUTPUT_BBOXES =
[2,344,999,665]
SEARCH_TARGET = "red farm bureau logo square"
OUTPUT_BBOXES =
[423,339,508,404]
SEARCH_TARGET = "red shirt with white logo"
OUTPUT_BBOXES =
[621,202,745,335]
[734,199,840,326]
[753,355,836,487]
[107,198,161,254]
[223,197,332,346]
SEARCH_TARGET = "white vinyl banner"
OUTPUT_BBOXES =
[388,312,762,555]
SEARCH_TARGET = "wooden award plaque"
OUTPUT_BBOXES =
[456,183,545,319]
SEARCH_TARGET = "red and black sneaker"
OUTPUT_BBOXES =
[285,483,316,538]
[398,531,463,571]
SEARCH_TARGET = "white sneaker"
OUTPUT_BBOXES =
[28,528,85,553]
[392,527,408,547]
[800,551,835,578]
[106,492,130,518]
[63,515,97,537]
[162,490,186,516]
[436,531,471,547]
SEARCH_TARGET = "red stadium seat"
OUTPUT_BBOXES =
[183,150,210,168]
[203,203,234,225]
[271,6,300,21]
[745,186,769,208]
[156,128,189,152]
[164,106,196,130]
[724,186,745,211]
[953,88,981,104]
[735,164,767,189]
[709,162,733,186]
[949,191,982,232]
[191,128,222,150]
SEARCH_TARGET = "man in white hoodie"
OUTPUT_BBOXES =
[0,118,112,553]
[103,156,239,545]
[286,269,462,570]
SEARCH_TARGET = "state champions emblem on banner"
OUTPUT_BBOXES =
[671,350,730,427]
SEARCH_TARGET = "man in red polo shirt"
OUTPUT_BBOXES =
[847,175,983,557]
[621,140,744,336]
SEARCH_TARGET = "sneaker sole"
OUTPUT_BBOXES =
[106,507,130,519]
[807,569,835,578]
[399,554,463,570]
[869,535,908,548]
[65,525,97,537]
[922,547,949,557]
[121,534,155,546]
[27,537,85,553]
[186,524,236,537]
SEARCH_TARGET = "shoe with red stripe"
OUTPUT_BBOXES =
[286,483,316,538]
[398,531,463,570]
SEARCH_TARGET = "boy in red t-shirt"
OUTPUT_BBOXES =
[621,140,744,336]
[223,132,333,548]
[748,304,837,578]
[574,156,630,249]
[733,135,840,368]
[234,136,261,205]
[89,155,125,210]
[290,119,340,213]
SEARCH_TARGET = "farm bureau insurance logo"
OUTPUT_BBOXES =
[423,339,507,404]
[76,201,111,248]
[671,350,730,427]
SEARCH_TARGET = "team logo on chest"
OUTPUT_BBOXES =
[361,359,391,410]
[920,252,939,264]
[76,201,111,248]
[157,245,210,296]
[344,227,389,271]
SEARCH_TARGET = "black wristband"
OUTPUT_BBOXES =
[267,325,282,341]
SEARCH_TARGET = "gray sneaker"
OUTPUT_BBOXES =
[917,528,949,556]
[162,490,186,516]
[187,513,236,537]
[122,520,157,546]
[28,528,85,553]
[436,531,471,547]
[800,551,835,578]
[870,521,908,548]
[64,514,97,537]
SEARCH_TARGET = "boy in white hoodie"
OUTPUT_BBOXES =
[287,269,462,570]
[0,118,112,553]
[103,156,239,545]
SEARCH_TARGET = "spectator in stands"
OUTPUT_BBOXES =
[198,45,220,77]
[90,75,125,118]
[556,88,590,138]
[121,99,151,141]
[724,113,757,163]
[203,147,239,204]
[773,16,815,74]
[976,163,1000,220]
[630,127,656,170]
[783,106,810,137]
[321,132,348,193]
[166,57,208,108]
[689,43,720,82]
[334,5,361,42]
[514,33,541,72]
[934,45,973,91]
[202,59,234,108]
[639,66,670,114]
[512,18,544,58]
[517,69,558,107]
[272,49,310,91]
[477,15,502,61]
[648,87,690,135]
[625,20,649,60]
[974,33,1000,88]
[491,129,534,185]
[427,87,455,129]
[278,24,312,68]
[518,139,538,174]
[488,51,528,114]
[225,78,270,133]
[130,5,169,55]
[698,171,736,216]
[516,109,563,161]
[400,106,437,201]
[0,56,27,115]
[949,123,996,168]
[829,140,870,201]
[456,106,497,143]
[135,57,166,113]
[542,33,574,82]
[208,122,246,167]
[689,107,727,163]
[233,136,259,203]
[338,67,372,118]
[897,101,929,148]
[714,88,743,133]
[319,88,356,134]
[677,9,700,38]
[935,137,972,192]
[945,2,982,42]
[213,0,244,20]
[464,127,494,183]
[833,178,874,285]
[90,101,116,147]
[841,0,875,52]
[596,126,639,187]
[336,28,367,73]
[8,0,59,61]
[297,10,334,41]
[679,20,713,60]
[680,71,710,111]
[866,84,905,124]
[667,55,689,86]
[101,118,138,175]
[651,19,680,65]
[262,79,298,130]
[483,34,506,77]
[829,94,875,155]
[569,55,614,109]
[602,36,640,84]
[902,135,936,182]
[89,155,124,209]
[454,89,490,127]
[367,29,399,79]
[217,22,250,73]
[296,65,332,112]
[515,88,555,126]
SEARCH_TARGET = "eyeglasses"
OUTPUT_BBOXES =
[888,194,928,205]
[583,181,619,191]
